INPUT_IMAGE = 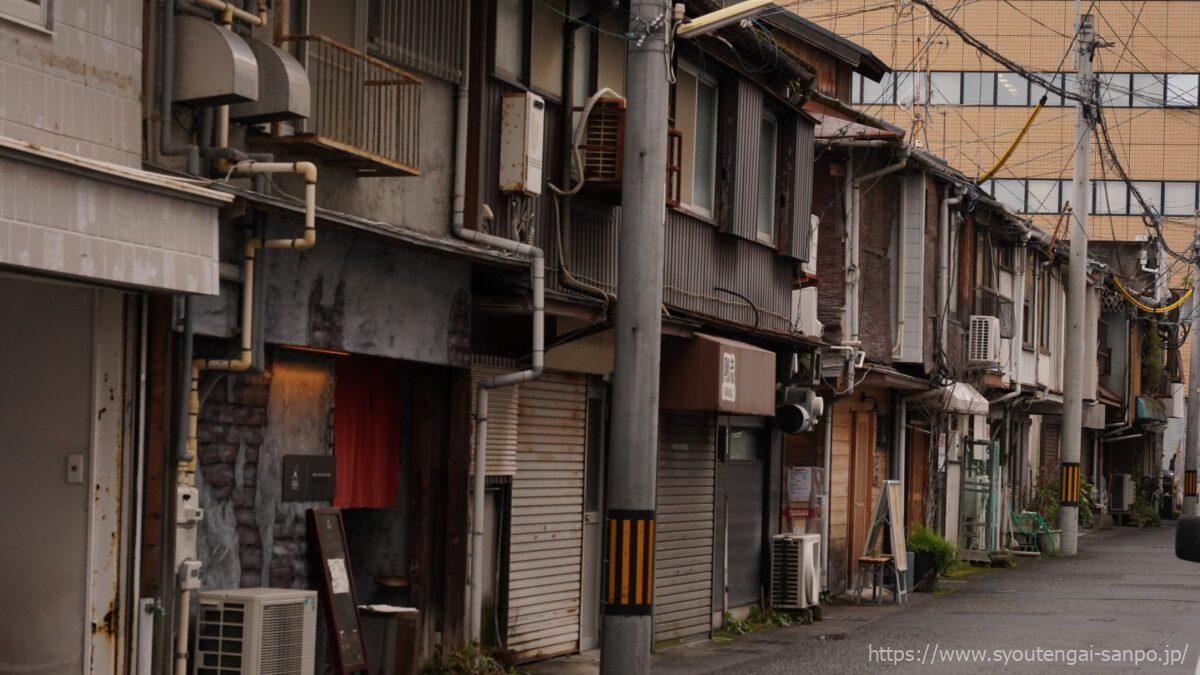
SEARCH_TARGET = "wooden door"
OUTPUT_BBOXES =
[847,412,875,576]
[906,428,929,531]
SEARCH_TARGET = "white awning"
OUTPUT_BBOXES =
[908,382,989,416]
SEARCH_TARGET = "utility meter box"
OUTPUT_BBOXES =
[499,92,545,196]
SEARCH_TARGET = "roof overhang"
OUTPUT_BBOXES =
[908,382,989,415]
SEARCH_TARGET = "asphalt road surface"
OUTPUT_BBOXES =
[652,523,1200,674]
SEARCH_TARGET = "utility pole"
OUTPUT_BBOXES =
[601,1,669,673]
[1185,260,1199,515]
[1060,12,1094,557]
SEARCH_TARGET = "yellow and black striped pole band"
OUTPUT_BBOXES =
[1060,462,1082,506]
[605,509,655,616]
[1185,470,1198,497]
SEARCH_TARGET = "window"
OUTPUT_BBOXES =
[994,179,1026,213]
[726,426,764,461]
[929,72,961,105]
[893,71,916,106]
[1023,250,1037,349]
[494,0,563,97]
[757,112,778,242]
[858,72,893,105]
[1132,73,1166,107]
[1131,181,1162,215]
[1030,73,1063,107]
[0,0,51,30]
[570,0,594,105]
[996,72,1028,106]
[1164,182,1197,216]
[962,72,995,105]
[675,63,719,216]
[1099,73,1131,107]
[1167,74,1199,107]
[1094,180,1128,215]
[1038,267,1053,352]
[1026,180,1059,214]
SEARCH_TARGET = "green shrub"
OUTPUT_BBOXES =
[418,644,518,675]
[907,524,959,575]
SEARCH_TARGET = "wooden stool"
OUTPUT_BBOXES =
[853,555,904,606]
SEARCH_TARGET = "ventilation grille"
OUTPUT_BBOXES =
[195,601,246,675]
[968,315,1002,367]
[579,98,624,187]
[770,536,805,608]
[259,602,307,674]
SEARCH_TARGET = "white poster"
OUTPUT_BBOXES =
[721,352,737,402]
[788,466,813,502]
[328,557,351,595]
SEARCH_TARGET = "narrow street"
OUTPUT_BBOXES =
[645,524,1200,673]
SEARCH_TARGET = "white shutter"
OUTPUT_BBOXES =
[896,173,926,363]
[506,373,587,661]
[471,361,520,477]
[654,411,715,643]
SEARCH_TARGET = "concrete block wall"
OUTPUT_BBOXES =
[0,0,144,167]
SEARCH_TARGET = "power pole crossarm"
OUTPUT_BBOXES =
[1059,12,1095,557]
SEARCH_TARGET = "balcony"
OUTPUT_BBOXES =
[256,35,421,177]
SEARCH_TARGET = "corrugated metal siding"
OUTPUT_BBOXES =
[731,79,763,242]
[654,411,715,643]
[896,173,926,363]
[369,0,467,82]
[791,119,815,261]
[471,363,520,477]
[663,210,793,333]
[507,373,587,661]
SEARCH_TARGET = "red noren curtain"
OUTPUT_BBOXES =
[333,356,403,508]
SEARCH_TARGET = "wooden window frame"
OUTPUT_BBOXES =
[756,108,779,245]
[491,0,565,103]
[673,60,721,221]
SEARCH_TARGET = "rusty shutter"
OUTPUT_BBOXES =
[471,361,520,477]
[506,373,587,661]
[654,411,715,643]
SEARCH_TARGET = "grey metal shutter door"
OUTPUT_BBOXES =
[471,362,520,477]
[654,412,715,643]
[506,373,587,661]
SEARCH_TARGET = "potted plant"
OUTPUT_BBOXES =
[907,525,958,592]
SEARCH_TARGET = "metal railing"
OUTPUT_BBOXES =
[281,34,422,174]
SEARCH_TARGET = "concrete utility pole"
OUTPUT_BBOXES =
[1185,268,1200,515]
[601,1,669,673]
[1060,12,1095,557]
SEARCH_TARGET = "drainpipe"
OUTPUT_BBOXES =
[939,187,963,358]
[452,5,545,644]
[820,403,833,592]
[174,160,316,675]
[161,0,200,174]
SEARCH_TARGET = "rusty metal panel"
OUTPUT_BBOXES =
[731,79,763,242]
[661,334,777,416]
[368,0,468,83]
[791,119,815,261]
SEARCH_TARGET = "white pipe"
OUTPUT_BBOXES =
[174,589,192,675]
[820,403,833,592]
[451,4,545,643]
[939,190,963,355]
[189,0,267,27]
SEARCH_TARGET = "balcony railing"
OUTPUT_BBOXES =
[267,35,422,177]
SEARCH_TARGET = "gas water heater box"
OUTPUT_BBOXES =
[499,91,546,196]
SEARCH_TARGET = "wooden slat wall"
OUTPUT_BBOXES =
[826,401,853,595]
[471,364,520,477]
[654,411,715,643]
[507,373,587,661]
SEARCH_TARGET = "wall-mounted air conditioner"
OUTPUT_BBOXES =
[578,97,625,189]
[499,92,545,196]
[791,287,823,338]
[968,315,1002,368]
[194,588,317,675]
[770,533,821,609]
[1110,473,1135,512]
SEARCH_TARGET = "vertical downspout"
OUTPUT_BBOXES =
[451,2,545,643]
[939,190,962,357]
[161,0,200,174]
[820,404,832,592]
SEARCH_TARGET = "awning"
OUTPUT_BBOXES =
[660,333,776,416]
[1136,394,1168,423]
[907,382,989,416]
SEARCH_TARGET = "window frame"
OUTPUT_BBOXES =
[1023,249,1037,351]
[756,108,779,244]
[1166,72,1200,107]
[492,0,565,101]
[0,0,52,32]
[1037,264,1054,354]
[995,71,1029,107]
[674,60,720,219]
[1163,181,1198,216]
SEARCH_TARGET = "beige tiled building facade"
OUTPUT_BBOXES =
[794,0,1199,386]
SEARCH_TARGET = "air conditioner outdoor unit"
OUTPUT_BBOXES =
[968,315,1002,368]
[1111,473,1136,512]
[791,287,823,338]
[194,588,317,675]
[577,97,625,189]
[770,533,821,609]
[499,91,546,196]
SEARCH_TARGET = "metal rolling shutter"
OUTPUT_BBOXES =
[506,373,587,661]
[1040,421,1061,477]
[654,412,715,643]
[471,362,520,477]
